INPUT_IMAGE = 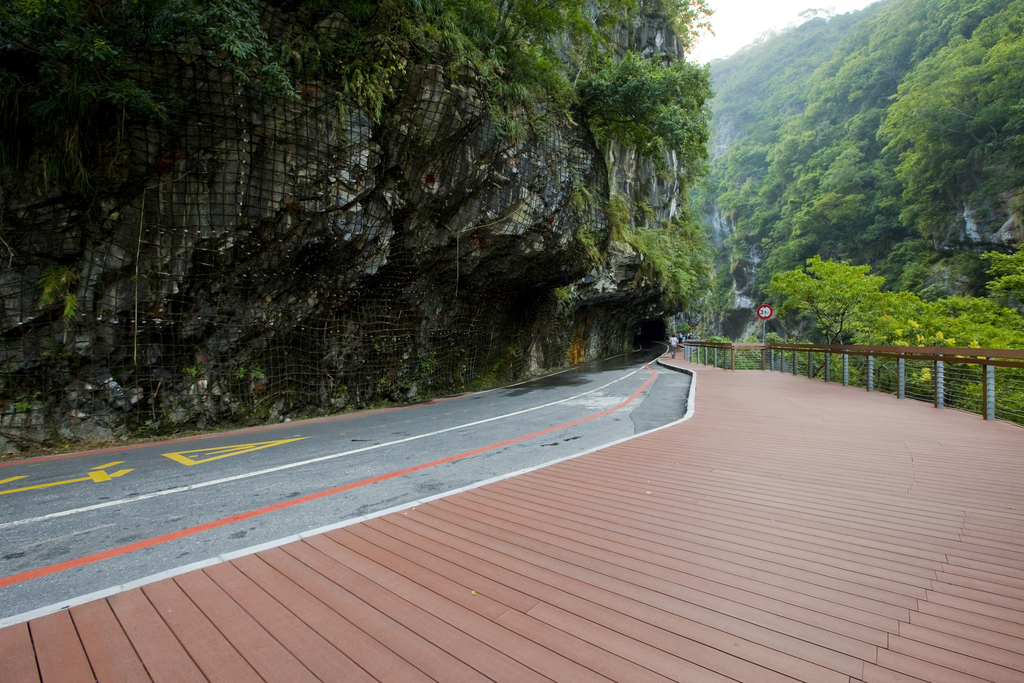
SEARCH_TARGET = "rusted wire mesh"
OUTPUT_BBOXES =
[0,15,612,452]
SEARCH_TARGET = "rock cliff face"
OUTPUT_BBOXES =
[0,5,687,453]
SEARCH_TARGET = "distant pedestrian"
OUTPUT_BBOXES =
[669,335,678,358]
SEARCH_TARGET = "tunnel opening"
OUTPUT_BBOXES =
[633,318,666,347]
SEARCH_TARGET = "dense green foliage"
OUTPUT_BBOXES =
[2,0,713,308]
[881,1,1024,238]
[768,256,884,343]
[0,0,713,180]
[579,51,712,171]
[605,192,712,306]
[0,0,294,190]
[770,256,1024,348]
[987,248,1024,301]
[702,0,1023,338]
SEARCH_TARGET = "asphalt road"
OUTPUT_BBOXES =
[0,344,689,620]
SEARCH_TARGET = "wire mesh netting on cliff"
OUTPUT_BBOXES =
[0,20,616,452]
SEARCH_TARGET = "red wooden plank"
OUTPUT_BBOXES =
[69,600,151,683]
[860,661,934,682]
[925,588,1024,625]
[346,521,541,614]
[908,610,1024,658]
[421,499,891,647]
[485,478,937,595]
[933,570,1024,600]
[940,561,1024,591]
[471,484,923,612]
[323,527,516,622]
[141,579,262,682]
[493,607,679,683]
[441,494,905,633]
[283,538,555,683]
[106,590,206,683]
[931,580,1024,613]
[916,598,1024,639]
[28,611,94,683]
[232,551,462,683]
[946,554,1024,582]
[172,570,320,683]
[313,530,618,683]
[462,486,919,618]
[501,476,943,587]
[898,621,1024,674]
[378,513,871,678]
[874,648,994,683]
[203,562,372,683]
[0,622,41,683]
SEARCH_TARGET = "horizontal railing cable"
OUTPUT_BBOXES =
[681,341,1024,427]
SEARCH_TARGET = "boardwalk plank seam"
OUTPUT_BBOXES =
[2,359,1022,682]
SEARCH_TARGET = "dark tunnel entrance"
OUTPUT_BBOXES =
[633,318,666,346]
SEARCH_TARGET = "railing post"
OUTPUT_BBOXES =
[714,347,718,368]
[934,357,944,408]
[825,352,831,383]
[771,349,776,371]
[792,349,797,375]
[808,350,813,379]
[985,359,995,420]
[898,355,905,399]
[867,355,874,392]
[731,347,736,371]
[843,353,849,386]
[761,347,766,371]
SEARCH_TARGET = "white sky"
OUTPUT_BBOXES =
[688,0,882,63]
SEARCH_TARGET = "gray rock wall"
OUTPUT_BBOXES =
[0,5,686,453]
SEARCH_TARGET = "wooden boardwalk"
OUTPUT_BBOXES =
[2,358,1023,682]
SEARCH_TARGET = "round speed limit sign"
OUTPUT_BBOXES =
[756,304,773,320]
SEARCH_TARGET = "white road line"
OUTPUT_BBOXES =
[0,369,643,530]
[0,364,693,631]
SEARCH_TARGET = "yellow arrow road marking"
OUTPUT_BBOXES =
[0,468,133,495]
[161,438,307,466]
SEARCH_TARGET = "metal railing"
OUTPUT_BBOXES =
[681,341,1024,426]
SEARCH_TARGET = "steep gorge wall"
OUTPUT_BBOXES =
[0,6,684,453]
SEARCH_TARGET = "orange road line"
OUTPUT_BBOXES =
[0,369,656,589]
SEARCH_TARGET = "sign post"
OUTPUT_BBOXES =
[756,304,773,343]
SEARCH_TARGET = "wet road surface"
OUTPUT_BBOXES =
[0,344,690,620]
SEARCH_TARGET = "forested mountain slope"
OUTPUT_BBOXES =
[701,0,1023,338]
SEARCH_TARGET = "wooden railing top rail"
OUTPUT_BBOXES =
[681,340,1024,367]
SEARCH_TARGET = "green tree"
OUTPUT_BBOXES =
[856,291,1024,349]
[881,1,1024,241]
[579,52,712,172]
[770,254,1024,349]
[768,255,884,343]
[701,0,1023,331]
[986,248,1024,302]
